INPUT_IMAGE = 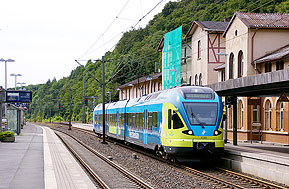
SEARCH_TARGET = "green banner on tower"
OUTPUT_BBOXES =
[163,26,182,89]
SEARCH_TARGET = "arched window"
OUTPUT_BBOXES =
[265,100,272,130]
[237,99,244,129]
[238,50,243,78]
[189,76,192,85]
[195,74,198,85]
[199,73,202,86]
[276,102,284,131]
[229,53,234,79]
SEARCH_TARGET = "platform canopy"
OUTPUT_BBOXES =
[207,69,289,97]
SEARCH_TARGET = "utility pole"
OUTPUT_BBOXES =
[68,88,72,130]
[102,56,107,144]
[83,76,86,123]
[40,90,42,122]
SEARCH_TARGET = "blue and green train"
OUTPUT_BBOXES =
[93,86,225,161]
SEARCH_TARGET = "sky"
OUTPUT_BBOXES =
[0,0,174,89]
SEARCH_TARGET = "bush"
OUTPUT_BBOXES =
[0,131,15,141]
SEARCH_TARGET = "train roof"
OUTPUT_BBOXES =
[94,86,216,111]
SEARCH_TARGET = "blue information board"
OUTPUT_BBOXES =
[6,90,32,103]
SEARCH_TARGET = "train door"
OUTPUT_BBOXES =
[143,109,148,144]
[116,111,119,137]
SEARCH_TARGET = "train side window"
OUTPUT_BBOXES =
[153,112,158,128]
[135,113,139,129]
[127,113,131,127]
[172,111,184,129]
[118,114,122,126]
[148,112,153,131]
[140,112,144,130]
[168,109,172,129]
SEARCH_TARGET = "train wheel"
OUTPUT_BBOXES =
[168,156,176,163]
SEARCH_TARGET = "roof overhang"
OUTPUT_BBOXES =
[207,69,289,97]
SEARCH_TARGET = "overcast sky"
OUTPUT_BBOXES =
[0,0,173,89]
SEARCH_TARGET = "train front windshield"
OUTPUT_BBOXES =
[183,102,218,126]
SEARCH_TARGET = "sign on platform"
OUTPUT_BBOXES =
[6,90,32,103]
[277,92,289,102]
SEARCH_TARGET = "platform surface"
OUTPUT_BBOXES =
[0,123,96,189]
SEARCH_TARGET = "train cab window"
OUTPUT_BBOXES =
[148,112,153,131]
[172,111,184,129]
[168,109,172,129]
[153,112,158,128]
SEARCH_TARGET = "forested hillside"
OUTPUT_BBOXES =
[25,0,289,122]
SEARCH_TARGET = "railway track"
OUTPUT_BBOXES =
[52,123,287,189]
[54,128,153,189]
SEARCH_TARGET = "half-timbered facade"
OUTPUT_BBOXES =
[185,21,228,85]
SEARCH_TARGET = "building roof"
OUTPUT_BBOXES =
[213,63,225,71]
[253,44,289,64]
[156,36,164,52]
[118,72,162,89]
[224,12,289,36]
[185,21,228,39]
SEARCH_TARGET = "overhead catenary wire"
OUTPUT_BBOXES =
[78,0,131,60]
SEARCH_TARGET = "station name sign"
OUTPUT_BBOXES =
[6,90,32,103]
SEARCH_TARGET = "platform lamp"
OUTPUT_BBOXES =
[0,58,15,90]
[216,52,228,144]
[106,91,111,103]
[16,82,26,90]
[10,73,22,90]
[0,58,15,117]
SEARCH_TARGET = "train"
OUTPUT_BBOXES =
[93,86,225,162]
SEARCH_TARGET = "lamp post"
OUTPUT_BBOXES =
[169,69,177,87]
[0,58,15,116]
[106,91,111,103]
[10,73,22,90]
[216,52,228,144]
[0,58,15,90]
[116,88,123,100]
[16,82,26,90]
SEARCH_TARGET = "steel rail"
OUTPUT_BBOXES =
[54,128,154,189]
[216,167,288,189]
[55,132,110,189]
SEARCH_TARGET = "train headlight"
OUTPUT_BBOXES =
[182,130,194,136]
[213,130,222,136]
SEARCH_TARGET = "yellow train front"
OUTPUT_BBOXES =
[158,86,225,162]
[93,86,225,162]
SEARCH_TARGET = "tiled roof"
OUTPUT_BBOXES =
[254,44,289,64]
[196,21,229,32]
[118,72,162,89]
[223,12,289,36]
[185,21,228,38]
[236,12,289,29]
[214,63,225,71]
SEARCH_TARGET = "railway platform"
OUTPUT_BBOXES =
[0,123,96,189]
[223,141,289,186]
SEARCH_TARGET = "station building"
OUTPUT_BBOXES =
[118,11,289,145]
[215,12,289,144]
